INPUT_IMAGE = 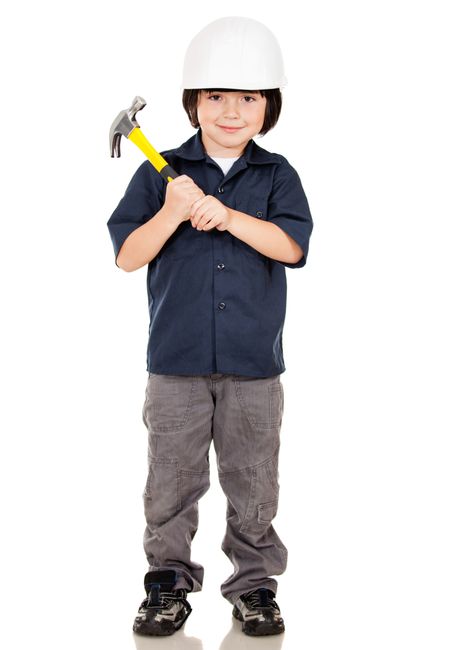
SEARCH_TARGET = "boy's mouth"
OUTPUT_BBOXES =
[218,125,243,133]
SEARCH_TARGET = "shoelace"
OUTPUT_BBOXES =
[245,588,278,611]
[144,585,189,609]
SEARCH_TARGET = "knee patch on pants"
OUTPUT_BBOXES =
[143,457,181,527]
[143,455,210,528]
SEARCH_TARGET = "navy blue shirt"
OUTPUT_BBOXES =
[107,129,313,377]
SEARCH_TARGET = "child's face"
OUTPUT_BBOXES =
[196,90,267,158]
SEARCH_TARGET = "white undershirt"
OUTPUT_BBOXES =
[209,155,240,176]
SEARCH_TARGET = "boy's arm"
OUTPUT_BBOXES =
[108,163,206,272]
[227,161,313,269]
[225,210,303,264]
[116,206,180,272]
[107,161,168,271]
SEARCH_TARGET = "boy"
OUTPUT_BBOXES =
[107,16,313,637]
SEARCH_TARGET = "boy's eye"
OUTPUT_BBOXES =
[207,94,256,102]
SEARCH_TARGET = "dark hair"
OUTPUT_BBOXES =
[182,88,282,136]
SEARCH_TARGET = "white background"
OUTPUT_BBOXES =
[1,1,449,649]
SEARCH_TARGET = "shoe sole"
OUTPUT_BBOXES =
[232,604,285,635]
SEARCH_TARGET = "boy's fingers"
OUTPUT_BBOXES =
[202,219,217,231]
[191,196,207,215]
[195,207,216,228]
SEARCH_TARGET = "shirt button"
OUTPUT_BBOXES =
[217,263,225,270]
[218,186,224,193]
[218,302,226,310]
[256,210,263,218]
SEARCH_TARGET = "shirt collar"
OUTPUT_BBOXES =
[171,129,281,166]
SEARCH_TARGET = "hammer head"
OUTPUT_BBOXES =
[110,96,147,158]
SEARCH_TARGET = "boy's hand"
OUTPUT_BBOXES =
[190,195,233,232]
[164,175,205,225]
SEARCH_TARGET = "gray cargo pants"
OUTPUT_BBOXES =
[141,372,288,605]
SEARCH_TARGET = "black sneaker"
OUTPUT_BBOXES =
[133,569,192,636]
[232,587,285,636]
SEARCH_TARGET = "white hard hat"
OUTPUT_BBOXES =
[181,16,287,90]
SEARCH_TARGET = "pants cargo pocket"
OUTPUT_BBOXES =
[143,456,181,527]
[219,454,280,536]
[240,455,280,534]
[257,499,279,524]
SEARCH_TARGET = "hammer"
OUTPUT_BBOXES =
[110,96,179,183]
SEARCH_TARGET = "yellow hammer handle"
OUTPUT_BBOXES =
[128,127,178,182]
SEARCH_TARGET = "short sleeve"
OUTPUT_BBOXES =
[267,160,314,269]
[106,161,164,267]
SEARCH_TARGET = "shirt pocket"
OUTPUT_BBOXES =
[233,194,269,262]
[235,193,269,221]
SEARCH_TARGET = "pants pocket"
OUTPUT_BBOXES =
[258,499,279,524]
[145,374,196,432]
[219,454,280,536]
[142,376,150,427]
[234,376,284,430]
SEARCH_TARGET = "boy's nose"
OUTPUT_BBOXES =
[223,108,239,117]
[223,104,239,118]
